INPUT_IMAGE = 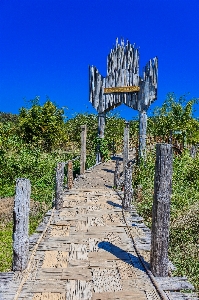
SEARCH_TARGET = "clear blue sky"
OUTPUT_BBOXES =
[1,0,199,120]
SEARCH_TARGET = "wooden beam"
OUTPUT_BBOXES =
[104,86,140,93]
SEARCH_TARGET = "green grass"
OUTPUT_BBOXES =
[0,207,50,272]
[0,222,13,272]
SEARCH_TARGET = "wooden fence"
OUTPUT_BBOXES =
[12,125,87,271]
[110,134,197,157]
[10,123,198,281]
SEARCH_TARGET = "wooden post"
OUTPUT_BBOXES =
[112,139,115,156]
[98,112,106,139]
[123,161,133,210]
[67,160,73,189]
[55,162,65,210]
[114,158,120,189]
[80,125,87,174]
[190,145,197,158]
[169,130,173,144]
[123,121,129,173]
[13,178,31,271]
[139,110,147,160]
[96,113,106,163]
[150,144,173,277]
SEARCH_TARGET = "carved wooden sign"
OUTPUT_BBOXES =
[89,39,158,114]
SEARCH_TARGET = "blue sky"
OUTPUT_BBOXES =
[0,0,199,120]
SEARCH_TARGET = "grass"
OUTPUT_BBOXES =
[0,222,13,272]
[0,207,49,272]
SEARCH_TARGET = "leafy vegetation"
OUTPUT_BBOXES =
[18,96,67,151]
[0,98,127,271]
[148,92,199,144]
[0,93,199,292]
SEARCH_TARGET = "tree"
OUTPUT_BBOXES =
[148,93,199,144]
[18,97,66,150]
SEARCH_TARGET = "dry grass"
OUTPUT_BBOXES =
[0,197,47,225]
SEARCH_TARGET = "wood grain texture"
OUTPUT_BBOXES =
[123,121,129,173]
[89,39,158,114]
[98,112,106,138]
[89,39,158,161]
[150,144,173,277]
[67,160,73,189]
[13,178,31,271]
[123,162,133,210]
[80,125,87,175]
[139,111,147,160]
[55,162,65,210]
[114,158,120,189]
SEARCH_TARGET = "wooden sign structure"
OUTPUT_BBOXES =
[89,38,158,160]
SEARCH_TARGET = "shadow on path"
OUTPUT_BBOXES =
[101,168,114,174]
[98,241,146,272]
[111,156,123,161]
[104,184,113,189]
[107,200,122,209]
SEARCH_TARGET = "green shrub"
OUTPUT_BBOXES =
[18,97,66,151]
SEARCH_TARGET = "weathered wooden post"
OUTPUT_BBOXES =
[123,121,129,173]
[98,112,106,138]
[67,160,73,189]
[112,139,115,156]
[190,145,197,158]
[169,130,173,144]
[80,125,87,174]
[139,111,147,160]
[13,178,31,271]
[123,161,133,210]
[96,113,106,163]
[55,162,65,210]
[150,144,173,277]
[114,158,120,189]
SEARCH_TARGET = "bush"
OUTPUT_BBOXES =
[18,97,66,151]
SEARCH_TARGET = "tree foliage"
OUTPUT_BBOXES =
[148,93,199,144]
[18,97,66,151]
